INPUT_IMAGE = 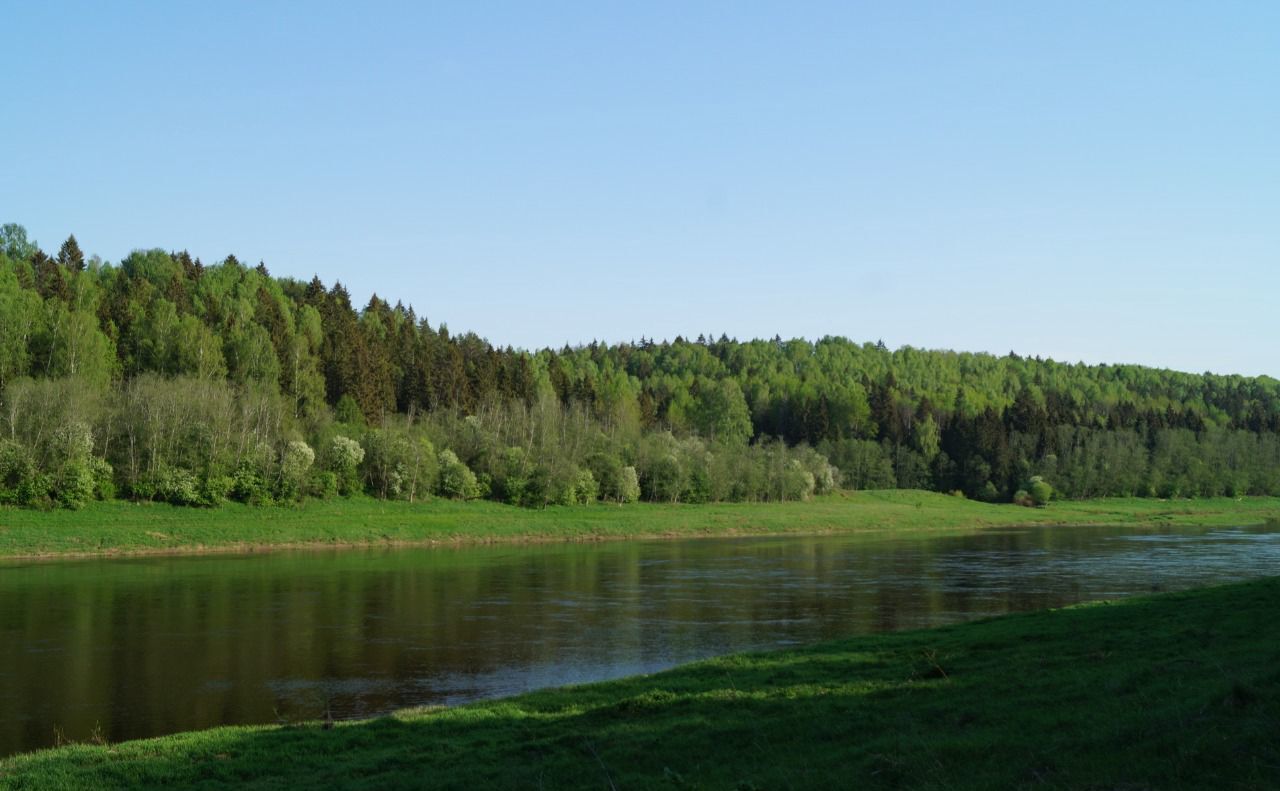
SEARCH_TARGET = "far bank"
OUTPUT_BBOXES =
[2,491,1278,561]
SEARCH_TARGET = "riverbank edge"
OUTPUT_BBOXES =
[2,576,1276,788]
[2,491,1279,561]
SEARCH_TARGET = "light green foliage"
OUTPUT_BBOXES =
[361,427,436,501]
[795,445,839,495]
[38,302,117,384]
[822,439,896,490]
[156,467,203,506]
[571,467,598,504]
[0,223,38,261]
[437,449,480,500]
[230,463,272,505]
[226,324,280,386]
[691,378,752,445]
[618,465,640,503]
[0,268,41,391]
[1028,476,1053,506]
[49,421,96,509]
[912,413,941,462]
[2,222,1280,510]
[277,440,315,501]
[492,446,531,505]
[324,436,365,496]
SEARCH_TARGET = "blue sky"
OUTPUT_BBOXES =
[4,2,1277,375]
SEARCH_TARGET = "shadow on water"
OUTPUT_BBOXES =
[1,521,1278,757]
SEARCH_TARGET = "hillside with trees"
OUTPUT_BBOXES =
[3,222,1279,510]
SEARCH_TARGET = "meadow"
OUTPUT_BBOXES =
[2,491,1279,560]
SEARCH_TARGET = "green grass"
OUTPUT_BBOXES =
[3,576,1277,789]
[2,491,1279,560]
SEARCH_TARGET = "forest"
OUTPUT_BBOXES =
[2,222,1280,510]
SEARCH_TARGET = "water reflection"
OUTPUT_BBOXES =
[0,521,1277,756]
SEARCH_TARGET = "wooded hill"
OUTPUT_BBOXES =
[2,223,1279,509]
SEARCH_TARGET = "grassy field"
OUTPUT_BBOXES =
[1,576,1276,789]
[1,491,1279,560]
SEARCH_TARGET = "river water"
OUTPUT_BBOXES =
[1,521,1278,757]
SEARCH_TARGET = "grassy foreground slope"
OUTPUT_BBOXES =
[3,577,1278,789]
[1,492,1280,559]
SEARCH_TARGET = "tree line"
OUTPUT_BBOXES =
[2,222,1278,509]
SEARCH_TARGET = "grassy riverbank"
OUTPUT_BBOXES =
[2,576,1277,788]
[1,491,1279,560]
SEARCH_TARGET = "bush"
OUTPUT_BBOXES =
[200,475,233,505]
[520,465,551,508]
[1013,489,1035,507]
[0,440,32,505]
[230,462,272,505]
[55,462,96,509]
[324,436,365,496]
[1028,476,1053,506]
[584,452,622,501]
[493,446,531,505]
[437,449,479,500]
[778,459,816,502]
[618,466,640,504]
[644,453,684,503]
[128,478,157,502]
[156,467,202,506]
[277,440,315,501]
[979,481,1000,503]
[90,457,115,501]
[682,461,712,504]
[309,471,339,500]
[572,467,599,505]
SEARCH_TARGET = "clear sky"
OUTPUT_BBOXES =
[4,2,1277,376]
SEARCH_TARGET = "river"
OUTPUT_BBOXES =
[1,521,1277,757]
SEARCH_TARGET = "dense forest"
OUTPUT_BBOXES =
[2,222,1280,510]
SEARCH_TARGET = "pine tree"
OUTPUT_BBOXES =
[57,235,85,272]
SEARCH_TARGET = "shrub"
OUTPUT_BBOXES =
[1028,476,1053,506]
[310,471,339,500]
[52,421,94,466]
[200,475,233,505]
[277,440,315,501]
[618,466,640,504]
[0,440,32,505]
[437,449,479,500]
[682,462,712,504]
[157,467,202,506]
[324,436,365,496]
[127,478,157,502]
[55,462,96,509]
[493,446,531,505]
[572,467,599,505]
[979,481,1000,503]
[230,462,272,505]
[90,457,115,501]
[520,465,551,508]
